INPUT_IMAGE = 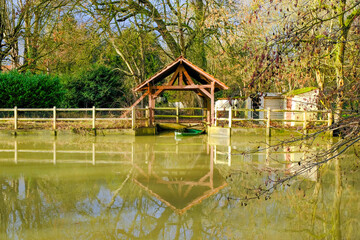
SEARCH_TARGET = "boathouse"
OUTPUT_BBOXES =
[130,56,229,126]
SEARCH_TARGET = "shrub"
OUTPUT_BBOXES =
[0,71,65,108]
[63,65,128,108]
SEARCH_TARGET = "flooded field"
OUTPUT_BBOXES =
[0,133,359,239]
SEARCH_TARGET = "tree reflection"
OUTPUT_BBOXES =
[0,135,359,239]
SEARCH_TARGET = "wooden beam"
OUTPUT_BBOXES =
[182,66,195,85]
[198,88,212,99]
[152,85,212,90]
[120,91,149,118]
[211,81,215,125]
[181,65,213,98]
[179,71,184,85]
[168,67,180,86]
[148,86,155,126]
[153,88,164,98]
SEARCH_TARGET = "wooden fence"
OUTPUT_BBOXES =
[0,106,333,135]
[215,107,333,136]
[0,106,206,131]
[0,107,136,130]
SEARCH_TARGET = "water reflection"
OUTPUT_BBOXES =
[0,135,229,239]
[0,135,358,239]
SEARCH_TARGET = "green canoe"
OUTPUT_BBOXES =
[174,128,204,136]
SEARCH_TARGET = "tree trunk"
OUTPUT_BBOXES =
[334,0,347,123]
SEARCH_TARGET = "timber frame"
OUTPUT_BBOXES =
[131,56,229,126]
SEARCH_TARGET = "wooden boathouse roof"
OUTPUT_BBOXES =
[134,56,229,92]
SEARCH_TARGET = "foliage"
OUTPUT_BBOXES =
[0,71,65,108]
[44,14,104,75]
[285,87,317,97]
[62,65,130,108]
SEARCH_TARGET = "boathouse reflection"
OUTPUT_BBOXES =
[130,143,227,214]
[0,136,351,239]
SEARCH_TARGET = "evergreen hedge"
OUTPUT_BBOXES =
[63,65,127,108]
[0,71,65,108]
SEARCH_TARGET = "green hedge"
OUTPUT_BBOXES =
[63,65,127,108]
[0,71,65,108]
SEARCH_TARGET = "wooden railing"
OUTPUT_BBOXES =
[215,107,333,136]
[154,107,206,123]
[0,106,333,136]
[0,106,206,131]
[0,107,136,130]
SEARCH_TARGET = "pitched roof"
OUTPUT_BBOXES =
[134,56,229,92]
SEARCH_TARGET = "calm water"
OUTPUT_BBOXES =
[0,133,359,239]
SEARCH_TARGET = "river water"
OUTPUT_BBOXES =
[0,133,359,239]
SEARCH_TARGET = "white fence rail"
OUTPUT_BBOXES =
[0,106,207,130]
[215,107,333,136]
[0,106,334,136]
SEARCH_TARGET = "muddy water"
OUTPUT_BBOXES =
[0,133,359,239]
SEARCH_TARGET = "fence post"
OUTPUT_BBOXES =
[14,106,18,132]
[328,111,333,137]
[228,107,232,128]
[92,106,96,136]
[266,107,271,137]
[132,107,135,129]
[53,106,57,135]
[176,105,179,123]
[303,110,307,134]
[214,107,218,126]
[145,106,149,127]
[92,106,96,129]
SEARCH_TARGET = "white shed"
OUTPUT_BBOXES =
[285,88,319,126]
[245,93,285,119]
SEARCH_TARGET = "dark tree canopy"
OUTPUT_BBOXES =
[63,65,129,108]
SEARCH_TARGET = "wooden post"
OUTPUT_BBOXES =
[148,89,154,126]
[303,110,307,135]
[210,81,215,125]
[328,111,333,137]
[14,106,18,131]
[214,107,218,126]
[132,107,135,129]
[266,107,271,137]
[206,98,211,124]
[53,106,57,135]
[92,106,96,129]
[176,105,179,123]
[228,107,232,128]
[145,106,149,127]
[92,106,96,136]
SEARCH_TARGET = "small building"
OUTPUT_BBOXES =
[245,93,285,120]
[229,88,319,124]
[284,87,319,126]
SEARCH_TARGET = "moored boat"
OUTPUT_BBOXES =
[174,128,204,136]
